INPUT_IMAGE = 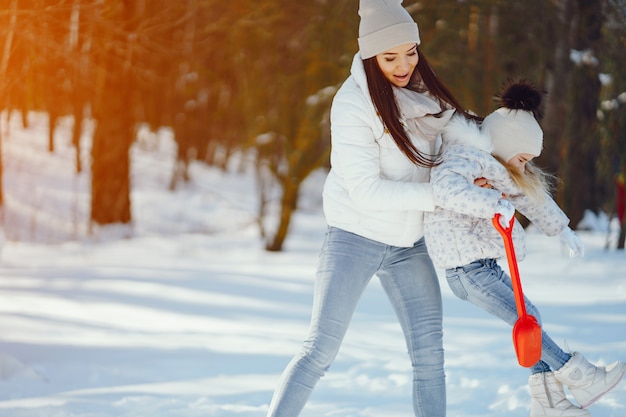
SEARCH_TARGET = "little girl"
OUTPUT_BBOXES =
[423,80,625,417]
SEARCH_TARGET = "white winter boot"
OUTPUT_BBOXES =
[529,372,590,417]
[553,351,626,408]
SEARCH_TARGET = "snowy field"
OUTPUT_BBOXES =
[0,112,624,417]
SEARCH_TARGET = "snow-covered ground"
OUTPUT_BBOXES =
[0,112,624,417]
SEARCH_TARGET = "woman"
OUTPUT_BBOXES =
[266,1,478,416]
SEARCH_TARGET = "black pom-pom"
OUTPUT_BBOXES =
[495,79,545,119]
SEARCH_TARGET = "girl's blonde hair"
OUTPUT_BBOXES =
[494,155,555,204]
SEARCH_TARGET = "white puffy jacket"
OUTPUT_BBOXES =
[423,116,570,269]
[322,53,444,247]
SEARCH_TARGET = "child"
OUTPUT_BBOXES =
[423,80,626,417]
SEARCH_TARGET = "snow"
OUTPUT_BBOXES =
[570,49,599,67]
[0,112,625,417]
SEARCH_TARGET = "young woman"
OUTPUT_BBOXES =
[423,80,626,417]
[265,1,478,416]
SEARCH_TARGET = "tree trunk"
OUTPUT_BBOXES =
[563,0,603,227]
[0,128,3,207]
[72,101,84,173]
[482,4,498,113]
[48,111,58,153]
[70,0,84,173]
[618,166,626,250]
[90,0,140,226]
[265,178,300,252]
[90,74,133,225]
[540,0,573,207]
[0,0,18,207]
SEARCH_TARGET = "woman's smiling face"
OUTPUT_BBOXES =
[375,43,419,87]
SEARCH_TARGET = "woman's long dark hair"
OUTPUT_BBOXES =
[363,46,480,167]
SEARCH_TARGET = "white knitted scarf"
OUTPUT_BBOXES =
[393,86,455,142]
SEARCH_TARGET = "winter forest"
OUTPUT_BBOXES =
[0,0,625,251]
[0,1,626,417]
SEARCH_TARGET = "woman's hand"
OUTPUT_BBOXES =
[474,177,492,188]
[474,177,508,198]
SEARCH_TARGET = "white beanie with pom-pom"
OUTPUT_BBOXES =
[482,80,545,162]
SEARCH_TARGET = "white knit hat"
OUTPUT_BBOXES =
[358,0,421,59]
[483,109,543,162]
[482,80,544,162]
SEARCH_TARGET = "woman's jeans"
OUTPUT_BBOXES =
[445,258,571,374]
[266,227,445,417]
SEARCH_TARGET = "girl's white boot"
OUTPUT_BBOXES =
[553,351,626,408]
[529,372,590,417]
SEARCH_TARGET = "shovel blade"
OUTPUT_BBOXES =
[513,315,542,367]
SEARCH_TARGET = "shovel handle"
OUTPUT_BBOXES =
[492,214,528,318]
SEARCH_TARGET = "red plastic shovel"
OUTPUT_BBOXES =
[493,214,542,367]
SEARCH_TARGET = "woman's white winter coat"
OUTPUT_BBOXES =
[323,54,445,247]
[423,116,570,269]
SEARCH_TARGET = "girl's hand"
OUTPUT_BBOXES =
[495,199,515,228]
[559,227,585,258]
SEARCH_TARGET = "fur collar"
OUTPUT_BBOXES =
[442,115,493,153]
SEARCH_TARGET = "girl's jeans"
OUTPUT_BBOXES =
[266,227,445,417]
[445,258,571,374]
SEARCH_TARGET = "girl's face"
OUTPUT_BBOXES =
[507,153,535,172]
[375,43,419,88]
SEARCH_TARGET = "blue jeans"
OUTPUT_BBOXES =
[445,258,571,374]
[266,227,445,417]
